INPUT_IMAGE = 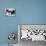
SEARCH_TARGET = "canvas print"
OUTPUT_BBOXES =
[5,8,16,16]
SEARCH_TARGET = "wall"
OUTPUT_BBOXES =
[0,0,46,44]
[0,0,17,44]
[16,0,46,24]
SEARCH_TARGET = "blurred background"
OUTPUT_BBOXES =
[0,0,46,46]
